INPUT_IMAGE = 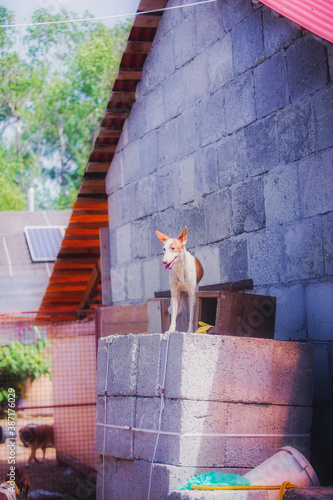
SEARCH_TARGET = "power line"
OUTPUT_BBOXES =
[0,0,218,29]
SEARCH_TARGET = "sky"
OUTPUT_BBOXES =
[1,0,141,29]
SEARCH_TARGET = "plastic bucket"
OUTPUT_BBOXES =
[243,446,320,488]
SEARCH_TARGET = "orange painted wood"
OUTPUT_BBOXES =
[108,91,136,103]
[138,0,168,11]
[86,162,110,173]
[133,14,161,28]
[97,128,122,138]
[117,69,143,80]
[125,41,152,54]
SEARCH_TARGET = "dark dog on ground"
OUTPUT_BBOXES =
[19,424,55,464]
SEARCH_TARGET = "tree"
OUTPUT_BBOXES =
[0,7,131,209]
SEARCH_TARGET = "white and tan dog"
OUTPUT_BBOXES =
[156,226,204,333]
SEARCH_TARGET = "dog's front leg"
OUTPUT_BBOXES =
[168,291,179,332]
[187,292,196,333]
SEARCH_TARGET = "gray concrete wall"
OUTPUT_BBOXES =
[105,0,333,482]
[96,333,314,498]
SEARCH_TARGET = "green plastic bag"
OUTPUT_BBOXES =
[179,471,251,490]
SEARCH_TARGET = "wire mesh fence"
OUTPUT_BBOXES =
[0,311,98,499]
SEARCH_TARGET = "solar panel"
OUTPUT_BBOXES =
[24,226,66,262]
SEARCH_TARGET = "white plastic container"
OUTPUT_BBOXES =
[244,446,320,488]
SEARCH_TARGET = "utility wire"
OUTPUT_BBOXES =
[0,0,218,29]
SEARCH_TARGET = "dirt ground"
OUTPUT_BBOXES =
[0,455,97,500]
[0,415,97,499]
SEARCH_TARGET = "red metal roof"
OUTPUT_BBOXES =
[261,0,333,43]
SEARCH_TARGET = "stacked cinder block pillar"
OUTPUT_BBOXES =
[95,333,314,499]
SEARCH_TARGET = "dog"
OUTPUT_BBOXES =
[19,424,55,464]
[156,226,204,333]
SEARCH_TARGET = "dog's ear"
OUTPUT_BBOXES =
[156,230,169,243]
[178,226,187,244]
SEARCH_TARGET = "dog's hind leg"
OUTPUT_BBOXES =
[168,292,179,332]
[187,292,196,333]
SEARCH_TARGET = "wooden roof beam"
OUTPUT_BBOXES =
[77,260,101,310]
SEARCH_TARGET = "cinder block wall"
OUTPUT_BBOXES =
[106,0,333,482]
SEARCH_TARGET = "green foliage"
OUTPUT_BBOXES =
[0,7,131,209]
[0,338,51,410]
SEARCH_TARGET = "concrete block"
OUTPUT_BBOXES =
[253,52,288,118]
[286,37,328,102]
[174,10,197,68]
[134,398,228,466]
[313,85,333,151]
[126,99,144,144]
[220,0,252,32]
[262,6,301,58]
[95,395,135,458]
[198,87,226,147]
[194,244,220,287]
[268,284,307,341]
[114,224,132,265]
[285,219,324,281]
[182,206,207,248]
[217,131,248,188]
[232,178,265,234]
[126,261,143,302]
[110,265,126,304]
[132,218,151,260]
[323,212,333,276]
[232,10,264,74]
[139,129,158,179]
[102,334,139,396]
[96,337,111,396]
[144,84,165,133]
[96,456,150,500]
[137,175,157,222]
[164,334,313,406]
[105,153,121,196]
[284,487,333,500]
[184,53,208,108]
[204,189,232,243]
[121,182,138,225]
[158,118,180,167]
[134,399,312,467]
[143,257,161,303]
[264,164,301,226]
[219,236,248,283]
[178,107,200,157]
[277,102,316,163]
[196,143,219,197]
[271,341,314,406]
[195,0,224,52]
[306,281,333,342]
[299,150,333,218]
[244,115,279,178]
[156,163,178,212]
[248,228,285,285]
[137,174,156,220]
[206,34,233,93]
[224,73,256,135]
[137,334,164,396]
[164,334,274,404]
[179,156,195,205]
[122,140,141,186]
[312,343,330,402]
[163,69,185,121]
[108,189,123,230]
